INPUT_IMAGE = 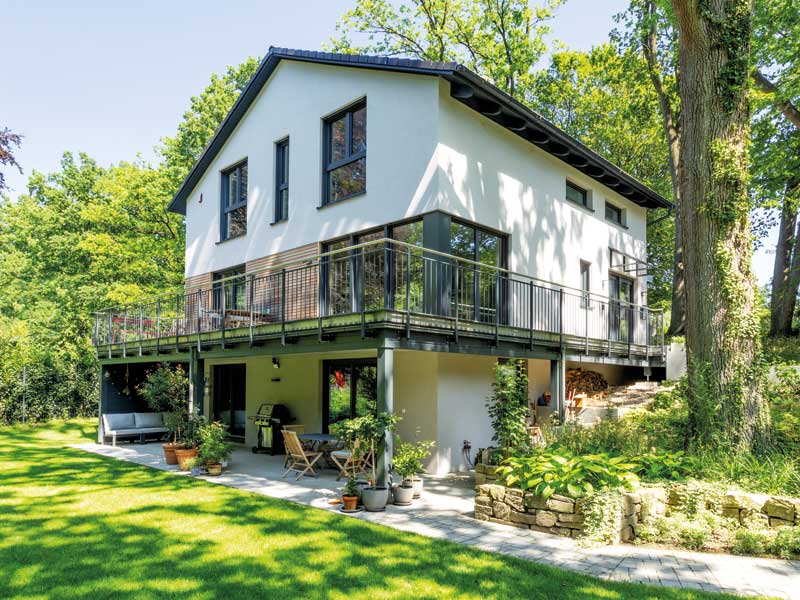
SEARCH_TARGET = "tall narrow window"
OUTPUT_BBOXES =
[221,161,247,241]
[580,261,590,308]
[275,139,289,222]
[324,100,366,205]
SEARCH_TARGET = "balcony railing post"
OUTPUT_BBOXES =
[248,273,255,347]
[558,288,564,349]
[660,312,665,358]
[494,273,500,346]
[175,294,180,352]
[122,306,127,358]
[281,268,287,346]
[360,251,366,339]
[220,281,226,349]
[138,306,143,356]
[196,291,202,351]
[584,295,590,354]
[627,303,632,357]
[454,263,460,345]
[528,281,534,350]
[405,248,411,339]
[383,242,391,310]
[156,299,161,354]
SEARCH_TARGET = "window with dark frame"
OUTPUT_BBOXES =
[580,261,590,308]
[566,181,589,208]
[221,161,248,241]
[212,265,246,311]
[605,201,624,225]
[275,139,289,222]
[323,100,366,205]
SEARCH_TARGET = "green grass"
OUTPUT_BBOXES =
[0,420,747,600]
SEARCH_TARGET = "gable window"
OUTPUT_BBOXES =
[580,261,590,308]
[275,139,289,222]
[566,181,589,209]
[605,201,624,226]
[221,161,247,241]
[323,100,366,205]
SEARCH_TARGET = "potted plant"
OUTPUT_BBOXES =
[174,414,205,471]
[336,412,399,512]
[183,457,203,476]
[138,364,189,465]
[198,421,233,477]
[391,441,418,506]
[406,440,435,498]
[341,477,359,512]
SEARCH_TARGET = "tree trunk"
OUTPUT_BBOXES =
[671,0,770,451]
[769,187,799,337]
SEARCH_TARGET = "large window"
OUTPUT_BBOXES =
[221,161,248,241]
[213,265,245,311]
[323,359,376,432]
[449,220,506,322]
[275,139,289,222]
[324,100,366,205]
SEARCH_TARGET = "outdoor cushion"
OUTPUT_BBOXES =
[104,413,135,431]
[134,412,163,428]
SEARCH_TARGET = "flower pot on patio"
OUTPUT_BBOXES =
[392,483,414,506]
[342,495,359,511]
[361,486,390,511]
[174,447,199,471]
[404,476,423,499]
[207,462,223,476]
[162,442,185,465]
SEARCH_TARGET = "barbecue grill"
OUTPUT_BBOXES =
[249,403,293,455]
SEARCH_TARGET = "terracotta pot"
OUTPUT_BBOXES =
[207,463,223,476]
[162,442,185,465]
[342,495,358,511]
[174,447,198,471]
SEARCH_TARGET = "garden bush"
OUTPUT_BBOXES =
[496,450,639,498]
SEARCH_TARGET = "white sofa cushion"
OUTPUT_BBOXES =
[103,413,135,432]
[134,412,163,428]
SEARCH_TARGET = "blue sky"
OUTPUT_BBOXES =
[1,0,774,283]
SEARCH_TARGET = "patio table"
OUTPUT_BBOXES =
[297,434,341,467]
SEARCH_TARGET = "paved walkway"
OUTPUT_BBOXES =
[76,443,800,599]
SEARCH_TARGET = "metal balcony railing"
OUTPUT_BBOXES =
[93,238,665,359]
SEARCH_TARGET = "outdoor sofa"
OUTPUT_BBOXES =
[101,412,169,446]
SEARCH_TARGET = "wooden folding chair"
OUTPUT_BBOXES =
[330,438,369,481]
[281,430,323,480]
[282,424,306,467]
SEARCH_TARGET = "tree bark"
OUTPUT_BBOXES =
[671,0,770,451]
[769,186,799,337]
[641,0,686,335]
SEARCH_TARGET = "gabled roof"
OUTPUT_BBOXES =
[167,47,672,214]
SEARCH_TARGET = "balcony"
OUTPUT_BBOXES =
[92,239,665,363]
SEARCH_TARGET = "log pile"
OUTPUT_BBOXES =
[566,368,608,396]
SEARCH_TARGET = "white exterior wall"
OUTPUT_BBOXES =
[184,61,441,278]
[182,64,650,298]
[435,81,649,303]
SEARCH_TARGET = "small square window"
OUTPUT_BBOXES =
[566,181,589,208]
[605,202,624,226]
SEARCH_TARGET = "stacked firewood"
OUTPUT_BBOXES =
[566,368,608,396]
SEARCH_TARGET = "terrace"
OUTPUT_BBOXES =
[92,239,665,365]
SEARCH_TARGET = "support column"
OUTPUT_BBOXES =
[550,352,566,422]
[97,365,107,444]
[188,348,203,417]
[376,346,394,486]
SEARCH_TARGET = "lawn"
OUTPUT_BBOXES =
[0,420,747,600]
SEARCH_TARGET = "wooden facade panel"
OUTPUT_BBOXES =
[246,243,320,322]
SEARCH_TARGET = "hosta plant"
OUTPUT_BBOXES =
[496,451,639,499]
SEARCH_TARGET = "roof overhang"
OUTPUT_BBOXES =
[167,48,672,215]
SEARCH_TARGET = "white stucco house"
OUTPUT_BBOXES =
[93,48,670,475]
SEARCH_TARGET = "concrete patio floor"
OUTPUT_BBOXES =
[76,442,800,599]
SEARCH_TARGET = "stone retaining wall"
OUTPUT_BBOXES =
[474,467,800,544]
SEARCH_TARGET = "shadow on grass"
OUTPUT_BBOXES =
[0,420,742,600]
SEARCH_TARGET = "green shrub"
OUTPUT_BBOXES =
[486,360,530,460]
[692,450,800,497]
[634,451,696,481]
[767,527,800,559]
[496,451,639,498]
[677,521,709,550]
[732,530,769,556]
[768,367,800,455]
[578,491,622,545]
